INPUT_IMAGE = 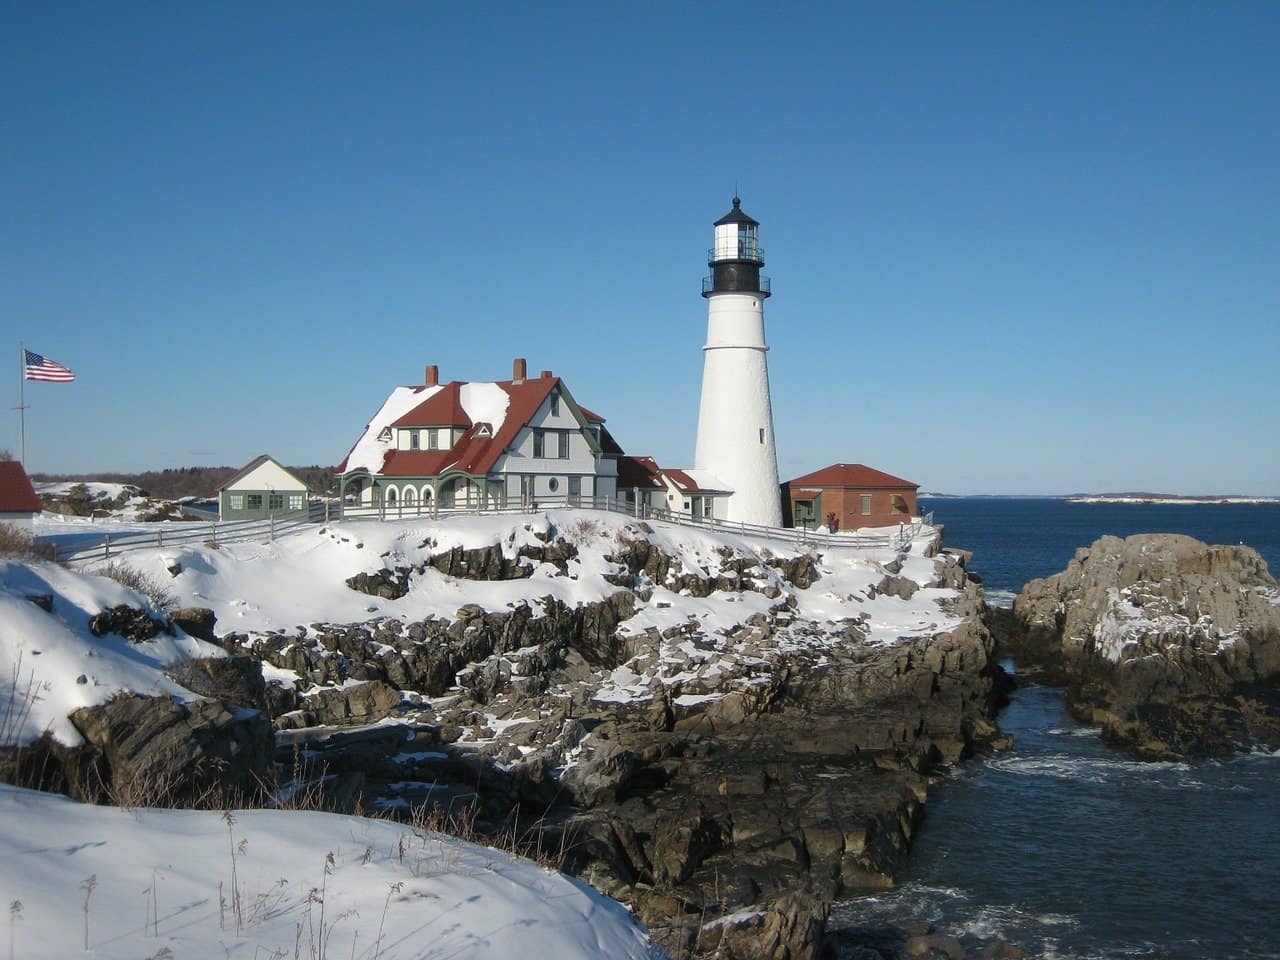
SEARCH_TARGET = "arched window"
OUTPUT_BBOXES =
[385,486,398,504]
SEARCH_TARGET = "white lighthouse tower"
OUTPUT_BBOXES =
[693,197,783,526]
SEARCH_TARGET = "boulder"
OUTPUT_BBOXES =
[88,604,171,642]
[1009,534,1280,757]
[69,692,272,803]
[171,606,217,641]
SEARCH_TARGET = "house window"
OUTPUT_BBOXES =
[533,429,545,458]
[520,475,534,501]
[548,477,560,493]
[229,494,244,509]
[288,494,304,510]
[428,428,439,450]
[268,493,284,510]
[861,495,872,516]
[409,430,420,450]
[550,393,560,417]
[892,495,909,515]
[568,476,581,504]
[558,430,570,459]
[702,498,713,518]
[246,494,263,510]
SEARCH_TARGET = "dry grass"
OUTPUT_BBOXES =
[96,560,176,612]
[0,524,55,562]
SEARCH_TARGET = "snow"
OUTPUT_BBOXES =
[0,559,224,745]
[459,381,511,432]
[36,481,139,500]
[344,385,436,474]
[0,785,658,960]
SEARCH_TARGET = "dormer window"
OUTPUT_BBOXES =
[409,430,420,450]
[428,428,439,450]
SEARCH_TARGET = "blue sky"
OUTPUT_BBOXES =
[3,2,1276,494]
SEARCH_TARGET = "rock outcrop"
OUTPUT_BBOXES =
[1005,534,1280,758]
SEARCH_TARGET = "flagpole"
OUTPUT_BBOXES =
[16,341,27,467]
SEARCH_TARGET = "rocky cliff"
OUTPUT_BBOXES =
[1005,533,1280,759]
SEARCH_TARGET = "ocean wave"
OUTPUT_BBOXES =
[984,589,1018,609]
[987,754,1196,786]
[1047,726,1103,738]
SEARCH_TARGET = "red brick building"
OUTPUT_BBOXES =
[786,463,919,531]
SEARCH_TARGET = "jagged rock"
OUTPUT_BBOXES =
[87,604,171,642]
[560,740,636,807]
[1008,534,1280,758]
[295,680,403,727]
[697,891,828,960]
[165,656,266,709]
[23,593,53,612]
[346,567,413,599]
[171,606,217,641]
[68,693,272,803]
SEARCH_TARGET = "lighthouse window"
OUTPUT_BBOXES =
[759,428,765,444]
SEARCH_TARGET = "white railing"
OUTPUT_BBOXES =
[51,497,932,566]
[337,495,930,550]
[53,502,335,565]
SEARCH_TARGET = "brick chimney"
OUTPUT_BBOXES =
[512,357,527,384]
[425,364,439,387]
[540,369,553,379]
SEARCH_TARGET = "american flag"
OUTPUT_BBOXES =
[24,349,76,383]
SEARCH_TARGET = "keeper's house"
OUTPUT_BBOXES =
[217,455,310,520]
[786,463,920,531]
[336,359,621,510]
[0,461,43,531]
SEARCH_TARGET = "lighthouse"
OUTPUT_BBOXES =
[693,197,783,526]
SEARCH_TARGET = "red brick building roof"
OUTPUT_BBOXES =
[789,463,918,489]
[0,461,43,513]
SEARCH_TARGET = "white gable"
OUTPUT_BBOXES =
[225,459,307,493]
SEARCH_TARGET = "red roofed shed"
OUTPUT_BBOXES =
[786,463,919,530]
[0,461,43,530]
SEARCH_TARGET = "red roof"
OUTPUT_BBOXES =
[577,405,606,424]
[617,455,662,489]
[390,382,471,429]
[789,463,918,490]
[0,461,43,513]
[339,374,578,478]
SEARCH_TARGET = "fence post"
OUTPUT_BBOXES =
[103,534,111,561]
[156,528,163,549]
[270,513,275,542]
[211,523,218,548]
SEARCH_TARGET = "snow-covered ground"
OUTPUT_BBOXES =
[0,785,658,960]
[0,558,223,744]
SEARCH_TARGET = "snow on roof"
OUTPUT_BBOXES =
[338,385,437,474]
[340,374,587,479]
[460,381,511,431]
[789,463,918,489]
[663,469,732,493]
[0,461,42,513]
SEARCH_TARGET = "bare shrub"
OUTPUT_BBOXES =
[0,525,55,561]
[97,560,175,612]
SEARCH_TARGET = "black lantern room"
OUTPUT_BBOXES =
[702,197,771,299]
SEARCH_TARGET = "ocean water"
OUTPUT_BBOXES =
[832,497,1280,959]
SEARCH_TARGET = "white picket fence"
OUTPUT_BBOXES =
[52,495,932,565]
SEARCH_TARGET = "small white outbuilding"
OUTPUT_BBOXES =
[217,455,310,520]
